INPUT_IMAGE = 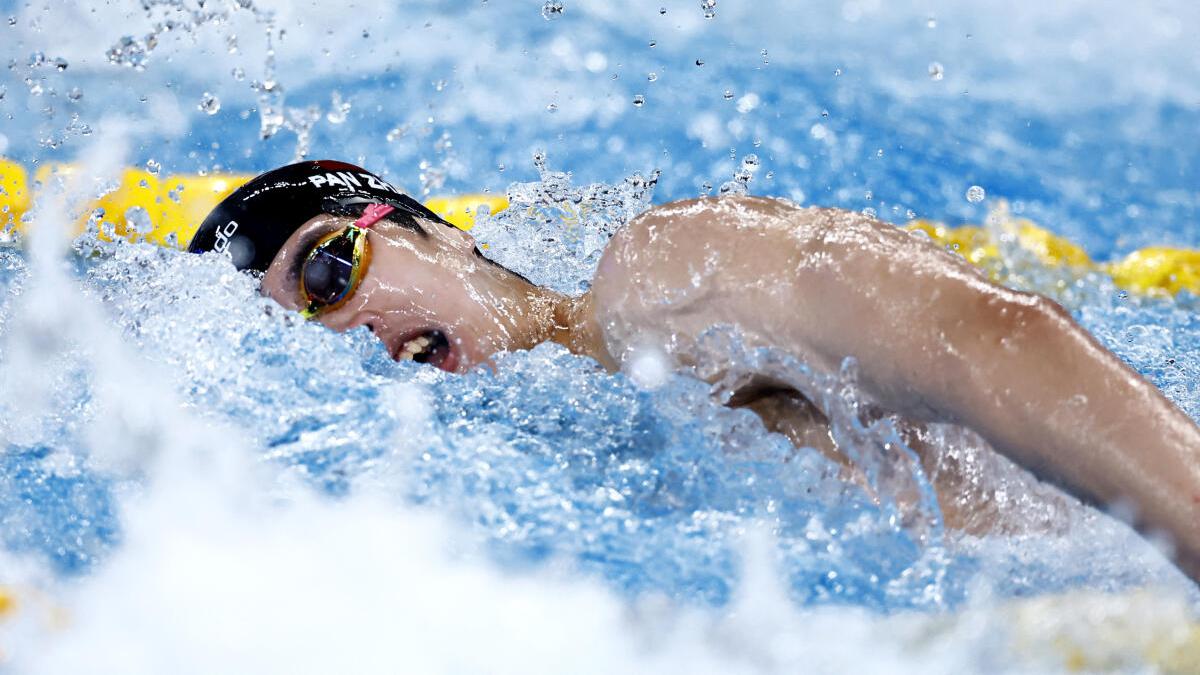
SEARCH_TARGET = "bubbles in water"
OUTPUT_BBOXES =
[648,40,657,48]
[723,89,734,100]
[67,87,82,101]
[546,102,559,113]
[53,57,68,72]
[28,52,46,68]
[647,72,658,82]
[632,94,645,107]
[927,16,937,28]
[695,58,705,67]
[231,66,245,81]
[326,91,351,124]
[701,0,717,19]
[928,61,945,81]
[145,159,161,176]
[541,1,563,20]
[5,16,14,27]
[198,92,221,115]
[966,185,986,203]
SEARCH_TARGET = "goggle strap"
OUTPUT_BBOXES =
[353,203,397,230]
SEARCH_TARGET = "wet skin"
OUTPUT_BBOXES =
[262,196,1200,584]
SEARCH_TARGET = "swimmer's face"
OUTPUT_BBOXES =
[261,213,542,372]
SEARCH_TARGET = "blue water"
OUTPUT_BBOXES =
[1,0,1199,669]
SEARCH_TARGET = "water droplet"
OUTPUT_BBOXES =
[761,49,769,63]
[632,94,645,107]
[67,87,82,101]
[386,124,408,142]
[695,58,705,66]
[965,185,986,203]
[497,163,506,173]
[546,102,558,113]
[659,7,667,14]
[862,207,877,217]
[735,92,759,113]
[927,16,937,28]
[124,205,153,235]
[820,109,829,118]
[700,0,716,19]
[647,72,657,82]
[648,40,657,48]
[326,91,351,124]
[541,1,564,20]
[53,57,68,72]
[833,67,842,77]
[928,61,944,81]
[6,16,15,27]
[231,66,245,81]
[145,159,161,175]
[28,52,45,67]
[876,148,884,157]
[741,154,760,171]
[361,29,370,39]
[700,181,713,195]
[722,89,734,100]
[106,36,150,70]
[198,91,221,115]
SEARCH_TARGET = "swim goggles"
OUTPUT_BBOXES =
[298,202,396,318]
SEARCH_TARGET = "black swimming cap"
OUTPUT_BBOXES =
[187,159,450,273]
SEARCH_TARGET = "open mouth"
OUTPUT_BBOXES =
[394,329,457,371]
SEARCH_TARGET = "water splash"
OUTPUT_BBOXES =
[470,156,660,294]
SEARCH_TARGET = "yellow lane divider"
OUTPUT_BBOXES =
[0,160,505,246]
[2,158,1198,296]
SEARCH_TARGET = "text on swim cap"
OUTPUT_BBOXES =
[306,172,403,194]
[212,219,239,255]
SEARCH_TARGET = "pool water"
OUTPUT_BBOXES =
[1,0,1199,672]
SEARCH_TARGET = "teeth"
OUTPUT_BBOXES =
[398,335,433,361]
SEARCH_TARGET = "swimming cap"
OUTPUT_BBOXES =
[187,159,451,273]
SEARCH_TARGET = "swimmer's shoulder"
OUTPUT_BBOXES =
[593,196,839,299]
[609,196,860,258]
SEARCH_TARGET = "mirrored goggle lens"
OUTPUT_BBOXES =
[302,231,358,307]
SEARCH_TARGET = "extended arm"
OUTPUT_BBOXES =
[595,197,1200,580]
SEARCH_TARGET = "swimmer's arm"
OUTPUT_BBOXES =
[782,210,1200,581]
[599,198,1200,580]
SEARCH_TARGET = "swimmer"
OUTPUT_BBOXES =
[189,160,1200,583]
